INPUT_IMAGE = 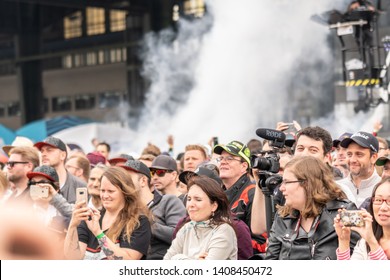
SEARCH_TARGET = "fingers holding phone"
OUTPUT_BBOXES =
[85,208,102,233]
[69,202,93,228]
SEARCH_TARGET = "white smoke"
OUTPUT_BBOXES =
[130,0,384,154]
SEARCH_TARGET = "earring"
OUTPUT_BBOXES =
[211,211,214,218]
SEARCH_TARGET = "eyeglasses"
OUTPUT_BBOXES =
[6,161,29,168]
[372,197,390,206]
[281,179,305,185]
[150,169,173,177]
[215,156,242,163]
[65,164,80,170]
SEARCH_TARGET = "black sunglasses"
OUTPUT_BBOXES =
[28,180,54,186]
[6,161,29,168]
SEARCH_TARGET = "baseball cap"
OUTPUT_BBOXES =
[2,136,34,155]
[333,132,353,148]
[86,151,106,167]
[34,136,67,152]
[340,131,379,153]
[109,154,134,165]
[213,140,251,166]
[27,165,59,182]
[121,159,151,180]
[179,165,222,185]
[150,155,177,171]
[376,155,390,166]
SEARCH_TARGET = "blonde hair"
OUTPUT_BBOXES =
[9,146,40,169]
[141,143,161,157]
[185,144,208,159]
[0,170,9,197]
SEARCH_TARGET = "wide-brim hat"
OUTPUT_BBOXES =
[2,136,34,155]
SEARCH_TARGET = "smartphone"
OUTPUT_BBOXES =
[340,210,365,227]
[284,123,296,134]
[76,188,88,205]
[213,137,219,147]
[30,184,49,199]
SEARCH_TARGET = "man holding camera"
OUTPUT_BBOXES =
[213,140,267,255]
[251,126,356,236]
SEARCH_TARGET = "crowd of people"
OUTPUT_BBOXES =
[0,120,389,260]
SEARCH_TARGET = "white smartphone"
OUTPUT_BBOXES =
[30,184,49,199]
[76,187,88,205]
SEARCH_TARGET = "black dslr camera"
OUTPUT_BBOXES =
[253,128,286,234]
[253,128,286,194]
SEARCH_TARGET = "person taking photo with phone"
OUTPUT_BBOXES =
[334,177,390,260]
[64,166,152,260]
[265,156,360,259]
[27,165,68,234]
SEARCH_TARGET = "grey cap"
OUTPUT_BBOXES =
[108,153,134,165]
[179,165,222,185]
[340,131,379,153]
[27,165,59,182]
[150,155,177,172]
[34,136,67,152]
[122,159,151,180]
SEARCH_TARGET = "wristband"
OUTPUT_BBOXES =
[96,232,105,240]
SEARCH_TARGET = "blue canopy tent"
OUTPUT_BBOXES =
[0,123,16,145]
[16,115,94,143]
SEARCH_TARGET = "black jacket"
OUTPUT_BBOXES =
[265,199,360,260]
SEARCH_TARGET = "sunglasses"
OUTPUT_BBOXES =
[150,169,174,177]
[6,161,29,168]
[28,180,54,186]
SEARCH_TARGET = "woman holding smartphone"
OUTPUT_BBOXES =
[64,166,152,260]
[334,178,390,260]
[265,156,360,260]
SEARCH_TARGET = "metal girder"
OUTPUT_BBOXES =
[2,0,131,10]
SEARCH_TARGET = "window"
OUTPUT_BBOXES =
[87,7,105,36]
[62,54,73,68]
[43,98,49,113]
[64,11,82,39]
[75,94,96,110]
[0,104,5,117]
[86,52,97,66]
[183,0,205,18]
[8,102,20,117]
[99,91,122,108]
[52,96,72,112]
[110,48,124,63]
[110,9,127,32]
